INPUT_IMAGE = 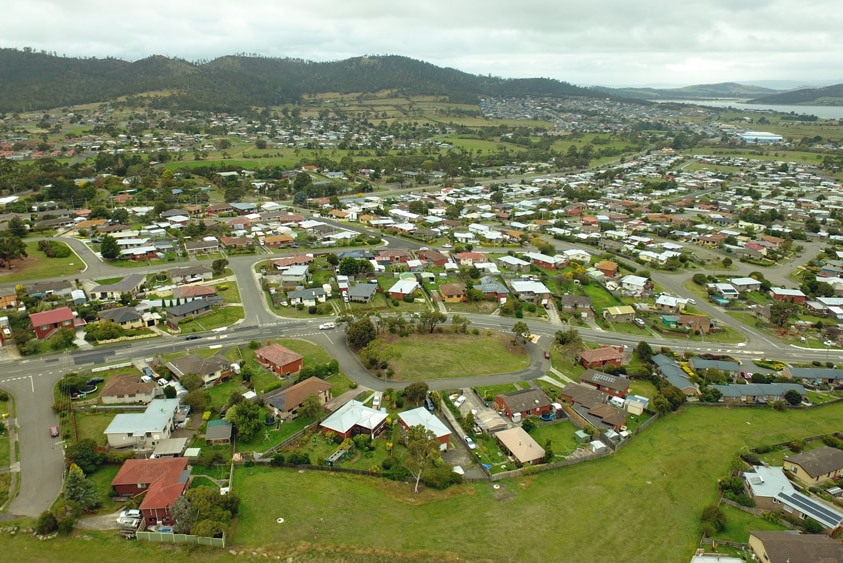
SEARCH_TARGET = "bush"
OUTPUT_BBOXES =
[35,511,58,535]
[286,451,311,465]
[701,504,726,533]
[422,464,462,490]
[270,453,286,466]
[57,517,75,535]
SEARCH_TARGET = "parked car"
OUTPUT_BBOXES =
[687,298,696,305]
[49,426,59,438]
[424,397,436,412]
[464,436,477,450]
[157,379,170,387]
[119,509,142,520]
[453,395,466,408]
[141,367,154,378]
[372,394,381,410]
[544,351,551,359]
[634,318,646,328]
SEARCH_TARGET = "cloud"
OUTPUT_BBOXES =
[1,0,841,86]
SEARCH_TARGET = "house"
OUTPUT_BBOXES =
[594,260,619,278]
[454,252,487,267]
[320,400,388,439]
[509,280,551,305]
[689,358,742,377]
[417,249,449,267]
[493,427,545,465]
[558,383,627,431]
[713,283,740,300]
[168,265,212,284]
[653,354,699,397]
[494,388,552,420]
[749,531,843,563]
[578,346,625,370]
[439,283,467,303]
[580,369,629,398]
[0,288,19,310]
[111,457,190,527]
[783,447,843,486]
[348,283,377,303]
[560,295,593,319]
[729,277,762,293]
[99,375,157,405]
[103,398,180,451]
[184,238,219,256]
[477,275,509,301]
[279,264,311,287]
[205,419,233,445]
[263,376,332,420]
[97,307,145,330]
[497,255,530,272]
[286,287,326,307]
[173,285,217,301]
[166,354,232,387]
[710,383,805,404]
[29,307,83,340]
[678,314,712,334]
[619,275,648,294]
[398,408,451,450]
[255,343,304,377]
[783,367,843,385]
[388,279,420,299]
[263,233,295,248]
[654,294,685,313]
[603,305,635,323]
[89,273,146,301]
[743,465,843,532]
[165,299,214,329]
[523,252,563,270]
[770,287,807,304]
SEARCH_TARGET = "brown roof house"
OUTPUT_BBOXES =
[783,446,843,486]
[494,388,552,421]
[166,354,232,387]
[438,283,467,303]
[112,457,190,527]
[580,369,629,398]
[749,531,843,563]
[255,343,304,377]
[578,346,625,370]
[100,375,157,405]
[263,376,332,420]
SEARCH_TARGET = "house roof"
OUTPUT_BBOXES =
[785,447,843,479]
[580,369,629,393]
[91,273,146,294]
[744,465,843,529]
[496,388,551,413]
[712,383,805,398]
[604,305,635,316]
[264,376,332,412]
[787,367,843,381]
[579,347,624,364]
[166,354,229,378]
[98,307,142,324]
[560,383,605,409]
[749,531,843,563]
[112,457,190,511]
[320,400,387,435]
[104,399,180,435]
[689,358,742,373]
[166,299,212,316]
[494,427,545,464]
[29,306,74,326]
[205,420,232,441]
[256,344,303,369]
[348,283,377,299]
[398,407,451,439]
[388,279,419,295]
[100,375,156,398]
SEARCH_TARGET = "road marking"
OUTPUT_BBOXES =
[30,376,34,393]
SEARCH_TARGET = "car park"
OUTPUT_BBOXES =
[49,426,59,438]
[464,436,476,450]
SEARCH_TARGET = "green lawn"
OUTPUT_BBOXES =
[0,240,84,282]
[529,421,580,458]
[86,464,121,515]
[712,504,787,542]
[385,332,530,380]
[581,283,621,311]
[474,383,525,402]
[73,410,118,446]
[178,306,245,333]
[230,402,843,561]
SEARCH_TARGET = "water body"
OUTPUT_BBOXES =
[656,99,843,120]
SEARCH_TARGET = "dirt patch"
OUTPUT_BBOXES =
[370,475,477,505]
[491,484,517,502]
[0,255,38,277]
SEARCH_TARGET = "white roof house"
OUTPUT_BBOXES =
[744,465,843,530]
[388,279,420,296]
[320,400,387,438]
[104,398,180,451]
[398,407,451,450]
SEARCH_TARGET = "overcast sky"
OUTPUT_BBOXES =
[3,0,841,88]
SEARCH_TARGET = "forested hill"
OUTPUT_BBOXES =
[0,49,597,112]
[749,83,843,105]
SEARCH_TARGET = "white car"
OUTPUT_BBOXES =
[119,509,142,520]
[464,436,477,450]
[687,298,696,305]
[442,243,453,249]
[319,322,336,330]
[453,395,467,408]
[372,394,381,409]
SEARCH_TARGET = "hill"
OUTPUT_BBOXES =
[749,83,843,105]
[0,49,598,112]
[598,81,780,101]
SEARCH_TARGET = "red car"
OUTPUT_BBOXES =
[49,426,59,438]
[544,351,551,359]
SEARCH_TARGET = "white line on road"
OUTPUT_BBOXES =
[30,375,34,393]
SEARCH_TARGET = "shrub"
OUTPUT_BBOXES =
[740,451,761,465]
[35,511,58,535]
[286,451,311,465]
[57,517,75,535]
[701,504,726,533]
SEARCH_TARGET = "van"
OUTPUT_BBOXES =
[424,397,436,412]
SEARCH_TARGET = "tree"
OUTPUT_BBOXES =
[722,257,732,268]
[417,311,446,334]
[0,233,27,266]
[784,389,803,406]
[63,463,100,511]
[338,257,362,276]
[635,341,654,363]
[65,438,104,474]
[299,393,324,421]
[293,171,312,193]
[211,258,229,276]
[701,504,726,533]
[451,314,471,334]
[163,385,177,399]
[180,373,203,391]
[35,511,58,535]
[512,321,530,341]
[182,389,208,413]
[99,234,119,260]
[770,301,800,328]
[226,400,262,442]
[404,425,439,493]
[7,216,27,238]
[404,382,429,406]
[346,317,376,349]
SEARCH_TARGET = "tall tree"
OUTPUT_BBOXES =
[512,321,530,341]
[99,234,119,260]
[7,216,27,238]
[64,463,100,511]
[404,425,439,493]
[299,393,324,421]
[404,382,429,406]
[346,317,376,349]
[0,233,27,266]
[226,400,262,442]
[417,311,446,334]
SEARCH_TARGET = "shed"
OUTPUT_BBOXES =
[574,430,591,443]
[205,419,233,445]
[589,440,608,454]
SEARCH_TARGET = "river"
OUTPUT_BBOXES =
[656,99,843,120]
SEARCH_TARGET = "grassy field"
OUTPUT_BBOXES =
[385,332,530,380]
[0,240,84,282]
[73,410,118,446]
[229,401,843,561]
[178,306,245,333]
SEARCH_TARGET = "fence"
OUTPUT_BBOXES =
[90,361,134,373]
[136,531,225,548]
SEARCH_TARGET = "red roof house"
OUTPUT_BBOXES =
[111,457,191,526]
[577,346,625,369]
[29,307,84,340]
[255,343,304,377]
